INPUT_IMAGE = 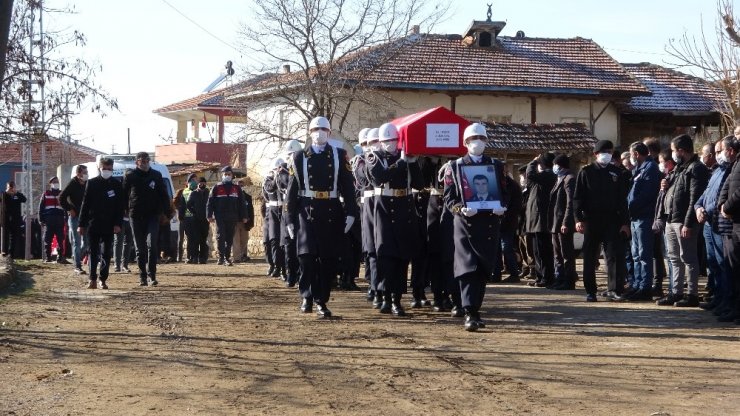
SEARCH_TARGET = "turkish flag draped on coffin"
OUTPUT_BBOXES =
[390,106,470,156]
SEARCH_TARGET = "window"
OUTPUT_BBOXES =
[479,31,492,47]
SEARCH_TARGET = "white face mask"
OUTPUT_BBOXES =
[466,139,485,156]
[382,140,398,153]
[81,173,89,181]
[519,176,526,187]
[311,130,329,145]
[595,152,612,165]
[672,151,682,164]
[553,165,561,175]
[50,183,60,190]
[629,156,637,167]
[658,163,665,173]
[100,170,113,179]
[222,174,233,182]
[369,142,381,151]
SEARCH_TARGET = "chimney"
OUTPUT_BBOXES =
[410,25,420,35]
[282,64,291,73]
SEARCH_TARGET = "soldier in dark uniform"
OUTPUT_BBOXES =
[443,123,508,331]
[367,122,423,317]
[339,144,364,291]
[78,158,124,289]
[207,166,247,266]
[39,176,68,263]
[285,116,358,318]
[263,159,286,278]
[261,200,274,275]
[353,127,383,306]
[574,140,631,302]
[280,140,304,286]
[410,161,432,307]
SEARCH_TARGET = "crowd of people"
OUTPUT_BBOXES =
[2,120,739,331]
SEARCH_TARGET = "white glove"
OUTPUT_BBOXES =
[461,207,478,217]
[344,215,355,233]
[493,208,507,216]
[400,150,417,163]
[286,224,295,239]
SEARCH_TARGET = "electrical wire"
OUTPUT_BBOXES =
[159,0,241,54]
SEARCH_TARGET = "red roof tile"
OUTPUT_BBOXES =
[483,122,597,152]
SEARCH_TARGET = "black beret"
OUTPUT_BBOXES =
[593,140,614,153]
[553,154,570,169]
[187,173,197,181]
[221,165,233,173]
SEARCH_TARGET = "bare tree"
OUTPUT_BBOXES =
[721,0,740,45]
[0,0,117,144]
[231,0,448,145]
[665,0,739,130]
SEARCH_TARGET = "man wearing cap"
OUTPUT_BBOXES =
[59,164,88,273]
[186,177,211,263]
[122,152,173,286]
[285,116,358,318]
[39,176,68,264]
[525,152,557,287]
[547,154,577,290]
[78,157,124,289]
[444,122,508,331]
[366,122,423,317]
[207,166,247,266]
[573,140,631,302]
[174,173,198,262]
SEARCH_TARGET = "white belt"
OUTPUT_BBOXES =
[267,201,283,207]
[299,190,338,199]
[430,188,442,196]
[374,188,409,197]
[363,190,374,198]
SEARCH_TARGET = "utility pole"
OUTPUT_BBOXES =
[127,128,131,154]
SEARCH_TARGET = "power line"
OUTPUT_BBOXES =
[604,46,670,57]
[159,0,241,54]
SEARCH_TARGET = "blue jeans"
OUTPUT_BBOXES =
[67,216,88,268]
[630,218,654,291]
[494,230,519,278]
[703,223,726,302]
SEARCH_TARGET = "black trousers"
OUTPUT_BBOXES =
[88,231,113,281]
[426,253,446,302]
[113,220,133,268]
[2,220,22,258]
[445,260,461,307]
[298,254,337,304]
[177,226,185,261]
[582,221,626,295]
[377,255,409,296]
[283,238,299,283]
[653,231,667,280]
[185,218,209,262]
[270,238,285,269]
[723,226,740,312]
[215,219,236,260]
[131,216,160,281]
[531,232,555,283]
[366,253,379,291]
[42,215,65,260]
[552,232,577,285]
[458,268,488,314]
[410,251,428,299]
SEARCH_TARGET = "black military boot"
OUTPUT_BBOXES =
[281,268,288,281]
[379,292,392,314]
[391,294,407,317]
[266,265,275,277]
[372,291,383,309]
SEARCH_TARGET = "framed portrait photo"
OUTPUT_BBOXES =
[460,164,504,211]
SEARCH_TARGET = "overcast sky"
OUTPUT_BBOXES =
[52,0,720,153]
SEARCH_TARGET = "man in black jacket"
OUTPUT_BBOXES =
[122,152,172,286]
[718,136,740,323]
[185,177,210,264]
[207,166,247,266]
[574,140,631,302]
[1,181,26,258]
[232,179,254,263]
[548,154,577,290]
[657,134,710,307]
[525,152,557,287]
[78,158,124,289]
[59,164,88,273]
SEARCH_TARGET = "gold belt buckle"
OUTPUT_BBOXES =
[314,191,329,199]
[393,189,407,197]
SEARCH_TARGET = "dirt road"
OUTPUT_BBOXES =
[0,260,738,415]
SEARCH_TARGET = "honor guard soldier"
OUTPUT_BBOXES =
[285,116,359,318]
[39,176,68,263]
[263,158,286,279]
[280,139,304,287]
[207,166,247,266]
[443,123,508,331]
[367,122,424,317]
[340,143,365,291]
[358,127,384,307]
